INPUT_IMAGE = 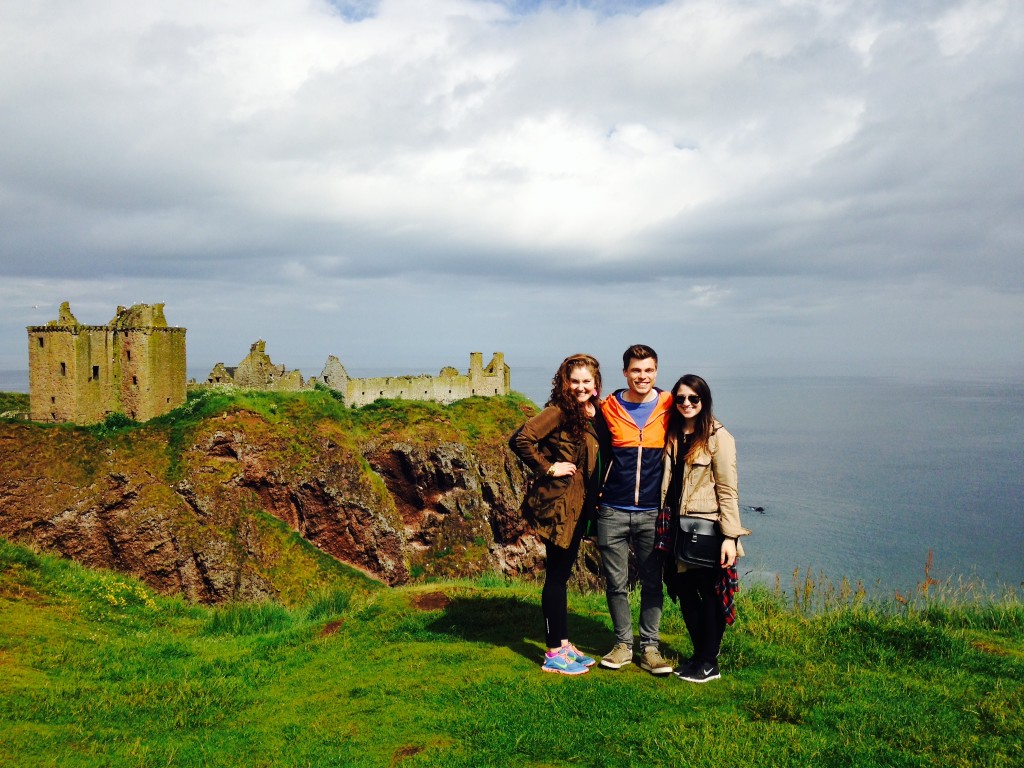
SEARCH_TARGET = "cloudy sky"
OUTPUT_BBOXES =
[1,0,1021,385]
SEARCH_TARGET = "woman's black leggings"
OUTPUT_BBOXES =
[542,522,585,649]
[677,567,726,665]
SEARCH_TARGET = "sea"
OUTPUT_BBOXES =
[4,367,1022,595]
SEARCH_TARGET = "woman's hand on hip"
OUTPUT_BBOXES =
[720,538,738,568]
[548,461,578,478]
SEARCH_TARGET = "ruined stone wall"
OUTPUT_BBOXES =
[204,343,510,407]
[27,302,186,424]
[206,362,235,385]
[343,371,470,407]
[223,340,305,391]
[470,352,510,397]
[339,352,510,407]
[320,355,349,393]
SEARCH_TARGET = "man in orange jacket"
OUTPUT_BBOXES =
[597,344,675,675]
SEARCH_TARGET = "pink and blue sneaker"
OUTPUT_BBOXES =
[561,643,596,668]
[542,650,589,675]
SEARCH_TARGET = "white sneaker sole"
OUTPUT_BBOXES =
[679,672,720,683]
[640,663,673,675]
[542,665,588,676]
[599,658,632,669]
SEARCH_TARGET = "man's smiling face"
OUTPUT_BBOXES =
[624,356,657,400]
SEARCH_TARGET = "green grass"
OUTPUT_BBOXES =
[0,391,29,412]
[2,539,1022,767]
[148,387,535,435]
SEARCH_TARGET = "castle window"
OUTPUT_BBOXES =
[51,396,56,404]
[132,376,138,386]
[127,350,131,361]
[38,337,44,348]
[92,366,100,380]
[60,362,66,376]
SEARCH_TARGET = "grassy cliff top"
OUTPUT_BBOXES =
[1,539,1022,767]
[1,387,539,440]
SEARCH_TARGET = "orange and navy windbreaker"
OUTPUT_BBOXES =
[599,389,674,509]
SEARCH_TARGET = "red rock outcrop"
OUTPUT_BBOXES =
[0,398,559,602]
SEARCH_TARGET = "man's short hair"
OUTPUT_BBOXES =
[622,344,658,370]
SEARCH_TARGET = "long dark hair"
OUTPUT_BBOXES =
[667,374,714,462]
[546,354,602,439]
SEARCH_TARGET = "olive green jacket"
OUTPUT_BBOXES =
[510,405,606,549]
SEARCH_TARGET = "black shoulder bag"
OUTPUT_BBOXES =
[674,516,723,568]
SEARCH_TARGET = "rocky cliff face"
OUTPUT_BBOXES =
[0,395,555,603]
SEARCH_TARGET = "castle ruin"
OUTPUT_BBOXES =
[319,350,510,406]
[205,342,510,406]
[205,340,305,391]
[27,302,187,423]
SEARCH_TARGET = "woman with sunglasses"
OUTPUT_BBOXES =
[511,354,609,675]
[659,374,750,683]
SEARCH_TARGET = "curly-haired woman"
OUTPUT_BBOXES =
[510,354,609,675]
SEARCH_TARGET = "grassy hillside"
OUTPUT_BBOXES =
[2,539,1021,768]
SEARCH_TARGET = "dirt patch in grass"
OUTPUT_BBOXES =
[411,591,452,611]
[0,581,47,603]
[971,639,1010,656]
[319,620,344,636]
[391,745,423,765]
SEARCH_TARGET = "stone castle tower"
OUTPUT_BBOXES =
[27,302,187,423]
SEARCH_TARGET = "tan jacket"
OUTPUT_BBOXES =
[510,405,604,549]
[659,421,750,555]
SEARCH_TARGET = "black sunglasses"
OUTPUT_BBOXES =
[674,394,701,405]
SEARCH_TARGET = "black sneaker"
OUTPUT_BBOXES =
[672,658,697,679]
[678,662,720,683]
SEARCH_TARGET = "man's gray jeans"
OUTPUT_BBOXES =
[596,504,664,648]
